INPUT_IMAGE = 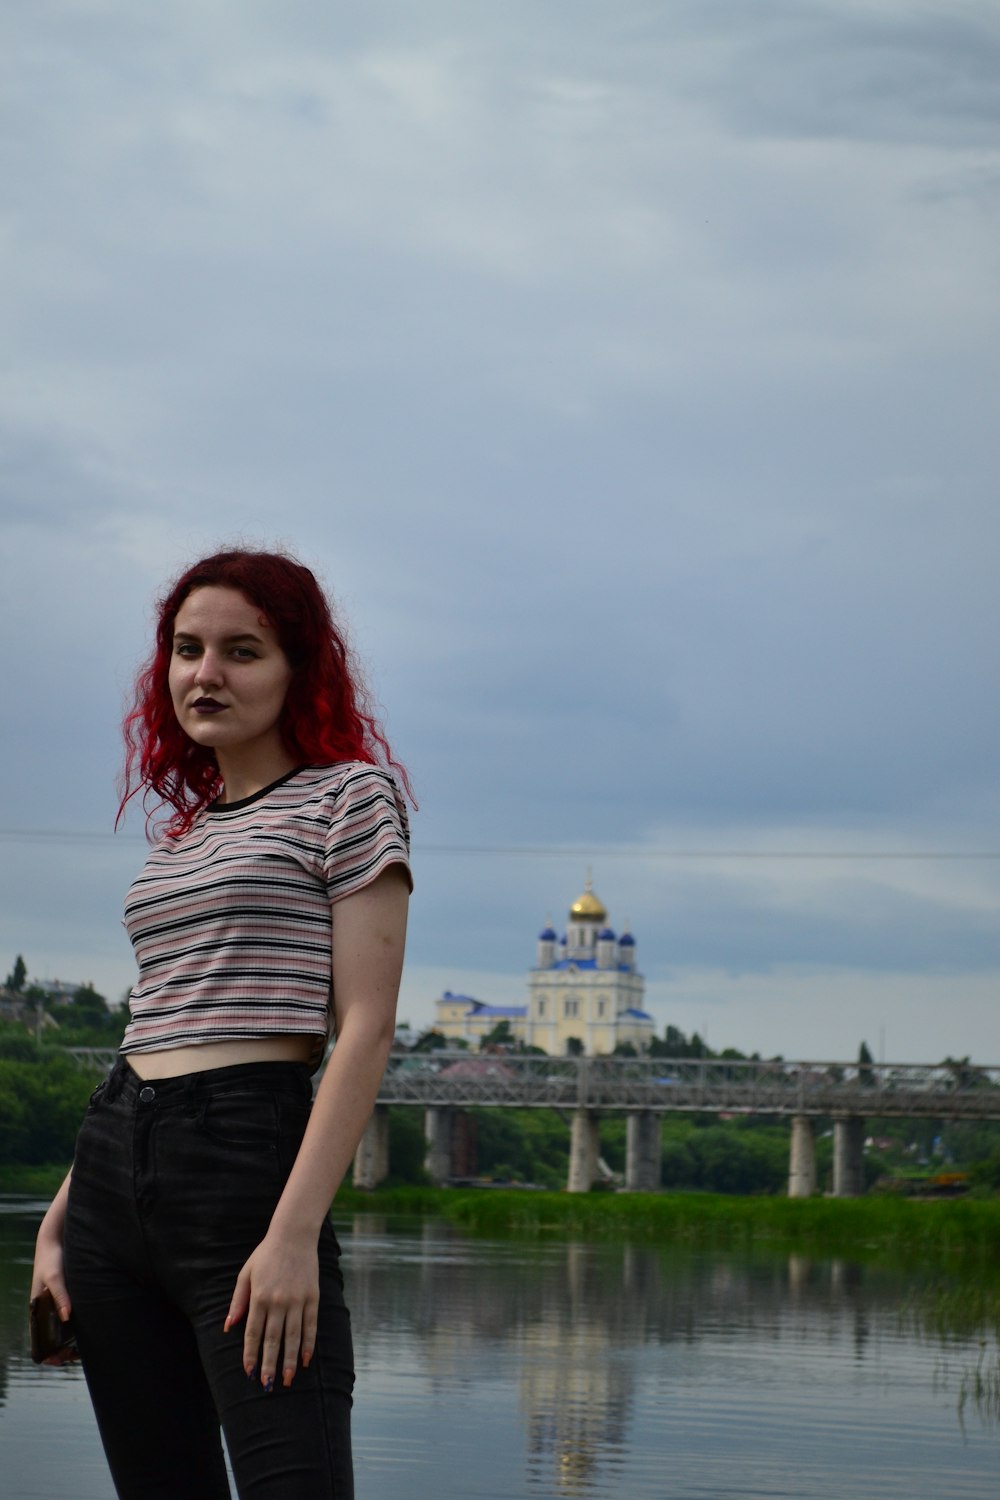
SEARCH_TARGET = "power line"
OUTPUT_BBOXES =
[0,828,143,845]
[417,846,1000,860]
[0,827,998,860]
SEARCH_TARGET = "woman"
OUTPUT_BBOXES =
[30,548,411,1500]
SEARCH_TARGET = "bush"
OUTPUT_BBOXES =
[970,1154,1000,1193]
[0,1053,100,1165]
[661,1135,698,1188]
[0,1031,40,1063]
[472,1109,569,1187]
[685,1126,788,1194]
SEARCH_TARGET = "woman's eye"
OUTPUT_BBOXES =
[232,648,258,660]
[174,643,200,657]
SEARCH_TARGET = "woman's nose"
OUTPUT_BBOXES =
[194,651,223,686]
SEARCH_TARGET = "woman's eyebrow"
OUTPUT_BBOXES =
[173,630,268,645]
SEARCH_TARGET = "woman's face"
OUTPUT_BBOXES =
[168,586,294,760]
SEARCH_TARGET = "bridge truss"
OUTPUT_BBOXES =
[376,1053,1000,1121]
[67,1050,1000,1121]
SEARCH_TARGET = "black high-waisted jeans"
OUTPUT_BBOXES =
[64,1056,355,1500]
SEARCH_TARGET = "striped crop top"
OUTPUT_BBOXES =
[119,762,411,1058]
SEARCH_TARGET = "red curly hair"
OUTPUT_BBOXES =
[118,548,412,837]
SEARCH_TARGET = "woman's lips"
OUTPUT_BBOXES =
[193,700,227,714]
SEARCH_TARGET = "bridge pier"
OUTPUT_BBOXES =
[788,1115,817,1197]
[625,1112,661,1191]
[354,1104,390,1189]
[832,1116,865,1197]
[568,1110,600,1193]
[424,1106,454,1186]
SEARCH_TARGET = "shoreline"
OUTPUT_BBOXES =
[8,1167,999,1272]
[333,1184,1000,1270]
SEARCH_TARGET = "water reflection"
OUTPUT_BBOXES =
[0,1198,57,1407]
[341,1215,1000,1498]
[2,1201,999,1500]
[520,1311,630,1495]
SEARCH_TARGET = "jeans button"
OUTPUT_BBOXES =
[139,1086,156,1104]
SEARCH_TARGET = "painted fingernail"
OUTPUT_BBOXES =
[264,1376,275,1394]
[247,1365,258,1381]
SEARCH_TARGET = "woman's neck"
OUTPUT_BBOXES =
[214,747,300,805]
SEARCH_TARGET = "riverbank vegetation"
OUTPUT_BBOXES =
[0,1042,102,1167]
[331,1184,1000,1267]
[4,1166,998,1279]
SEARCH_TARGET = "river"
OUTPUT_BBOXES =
[2,1196,998,1498]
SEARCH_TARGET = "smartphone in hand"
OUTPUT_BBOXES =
[29,1289,78,1364]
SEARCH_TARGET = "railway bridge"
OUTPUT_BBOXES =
[359,1052,1000,1195]
[69,1049,1000,1196]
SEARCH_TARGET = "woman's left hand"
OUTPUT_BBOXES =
[225,1229,319,1390]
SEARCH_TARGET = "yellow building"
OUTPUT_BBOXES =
[435,879,654,1056]
[434,991,527,1047]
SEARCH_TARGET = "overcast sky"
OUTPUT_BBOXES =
[2,1,998,1062]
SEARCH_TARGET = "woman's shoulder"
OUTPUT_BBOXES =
[291,764,409,832]
[296,761,404,800]
[293,763,411,875]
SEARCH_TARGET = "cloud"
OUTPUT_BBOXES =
[689,1,1000,148]
[0,2,997,1060]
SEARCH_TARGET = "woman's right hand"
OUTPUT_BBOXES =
[30,1175,78,1363]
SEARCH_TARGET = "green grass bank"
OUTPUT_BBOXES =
[334,1185,1000,1268]
[7,1170,999,1273]
[0,1164,71,1195]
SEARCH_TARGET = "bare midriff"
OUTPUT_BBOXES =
[125,1035,318,1080]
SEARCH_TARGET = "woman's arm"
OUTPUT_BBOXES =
[225,863,409,1390]
[30,1168,77,1360]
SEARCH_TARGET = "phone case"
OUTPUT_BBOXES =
[29,1289,78,1364]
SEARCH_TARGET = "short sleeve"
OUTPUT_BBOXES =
[322,766,412,903]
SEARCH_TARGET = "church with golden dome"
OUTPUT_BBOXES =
[434,878,655,1055]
